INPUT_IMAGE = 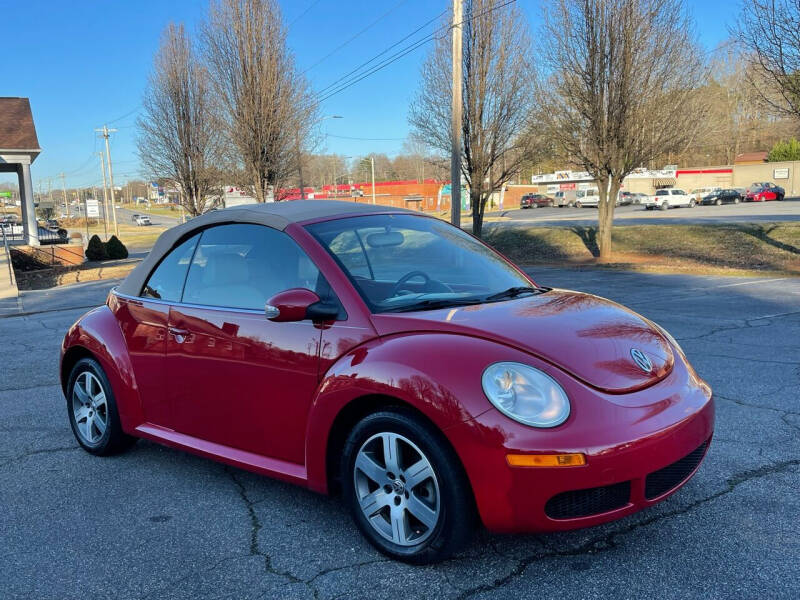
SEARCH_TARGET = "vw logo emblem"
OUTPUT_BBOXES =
[630,348,653,373]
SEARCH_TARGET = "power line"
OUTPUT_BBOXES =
[327,133,405,141]
[315,8,448,96]
[289,0,324,27]
[107,105,141,125]
[314,0,516,104]
[302,0,411,73]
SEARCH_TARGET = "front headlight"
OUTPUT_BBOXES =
[481,362,570,428]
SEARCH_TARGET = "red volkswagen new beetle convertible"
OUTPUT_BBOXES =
[61,201,714,563]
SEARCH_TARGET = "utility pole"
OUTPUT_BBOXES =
[96,125,119,236]
[59,173,68,218]
[97,152,110,240]
[371,157,376,205]
[450,0,463,227]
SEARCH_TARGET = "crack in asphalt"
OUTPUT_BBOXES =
[225,466,306,587]
[224,465,396,600]
[699,353,800,366]
[453,459,800,600]
[0,445,79,468]
[0,382,61,393]
[715,394,800,418]
[677,319,771,342]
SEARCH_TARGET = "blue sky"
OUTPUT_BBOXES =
[2,0,734,189]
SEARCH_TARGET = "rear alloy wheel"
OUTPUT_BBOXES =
[715,199,722,206]
[341,411,474,564]
[67,358,137,455]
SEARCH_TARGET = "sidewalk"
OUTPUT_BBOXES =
[0,245,21,315]
[0,245,19,299]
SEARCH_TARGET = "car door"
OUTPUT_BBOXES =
[113,233,200,428]
[166,223,331,465]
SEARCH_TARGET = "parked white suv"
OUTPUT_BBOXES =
[644,189,695,210]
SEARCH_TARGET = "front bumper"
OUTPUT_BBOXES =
[446,358,714,533]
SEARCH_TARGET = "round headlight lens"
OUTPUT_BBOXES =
[481,362,570,428]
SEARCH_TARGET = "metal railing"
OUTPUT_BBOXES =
[0,223,69,245]
[1,227,16,287]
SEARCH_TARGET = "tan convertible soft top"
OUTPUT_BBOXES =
[116,200,418,296]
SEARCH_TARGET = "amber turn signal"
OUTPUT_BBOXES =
[506,453,586,467]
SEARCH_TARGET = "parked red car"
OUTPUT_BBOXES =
[61,201,714,563]
[520,193,553,208]
[745,182,785,202]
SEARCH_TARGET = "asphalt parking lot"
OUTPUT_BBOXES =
[1,269,799,599]
[485,197,800,226]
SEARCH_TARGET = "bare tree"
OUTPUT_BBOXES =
[539,0,708,258]
[410,0,536,237]
[737,0,800,120]
[137,23,222,216]
[202,0,318,203]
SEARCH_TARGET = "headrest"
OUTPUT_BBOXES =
[202,253,249,286]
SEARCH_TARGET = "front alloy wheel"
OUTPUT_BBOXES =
[354,433,440,547]
[67,358,137,455]
[71,371,108,445]
[341,411,475,564]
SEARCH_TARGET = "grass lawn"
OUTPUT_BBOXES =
[120,202,182,219]
[63,219,167,251]
[484,222,800,277]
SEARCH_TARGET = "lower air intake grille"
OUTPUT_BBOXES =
[545,481,631,520]
[645,440,709,500]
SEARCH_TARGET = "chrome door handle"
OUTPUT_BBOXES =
[169,327,189,343]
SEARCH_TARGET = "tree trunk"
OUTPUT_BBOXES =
[471,188,485,237]
[596,176,621,260]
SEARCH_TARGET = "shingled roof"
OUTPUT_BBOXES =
[0,98,40,151]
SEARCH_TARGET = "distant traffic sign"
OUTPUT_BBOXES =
[85,199,100,218]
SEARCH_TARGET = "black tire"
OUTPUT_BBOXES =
[575,201,582,208]
[777,194,784,201]
[715,199,721,206]
[66,357,137,456]
[340,410,475,564]
[660,202,668,211]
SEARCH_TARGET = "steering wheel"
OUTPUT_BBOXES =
[391,271,431,296]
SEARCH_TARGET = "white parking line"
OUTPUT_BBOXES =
[713,278,788,288]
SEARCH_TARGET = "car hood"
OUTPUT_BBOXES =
[370,289,674,394]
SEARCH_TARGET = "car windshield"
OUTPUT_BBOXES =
[306,214,538,313]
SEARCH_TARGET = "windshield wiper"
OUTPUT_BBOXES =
[381,298,485,313]
[483,286,548,302]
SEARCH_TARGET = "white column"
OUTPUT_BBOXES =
[18,163,39,246]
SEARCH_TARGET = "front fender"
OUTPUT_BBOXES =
[61,305,141,432]
[304,332,538,493]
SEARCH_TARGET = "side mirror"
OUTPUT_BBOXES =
[266,288,339,323]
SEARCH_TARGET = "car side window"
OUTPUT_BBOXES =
[141,234,200,301]
[181,224,322,311]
